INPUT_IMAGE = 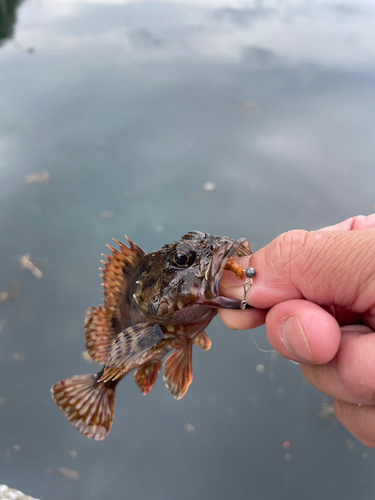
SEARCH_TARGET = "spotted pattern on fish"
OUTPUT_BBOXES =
[51,232,251,440]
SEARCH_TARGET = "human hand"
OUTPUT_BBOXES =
[219,214,375,447]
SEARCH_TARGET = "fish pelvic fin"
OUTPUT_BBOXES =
[193,331,212,351]
[84,305,116,363]
[134,359,162,395]
[51,374,116,441]
[100,235,145,320]
[99,322,170,383]
[163,340,193,400]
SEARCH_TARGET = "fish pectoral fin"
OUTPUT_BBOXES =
[51,374,115,441]
[163,340,193,400]
[99,322,167,382]
[193,331,212,351]
[134,359,162,395]
[84,305,117,364]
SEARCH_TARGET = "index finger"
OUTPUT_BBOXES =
[220,228,375,312]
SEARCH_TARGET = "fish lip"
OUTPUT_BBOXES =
[207,237,250,299]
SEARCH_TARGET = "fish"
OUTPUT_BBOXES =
[51,231,251,440]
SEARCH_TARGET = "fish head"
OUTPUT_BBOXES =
[131,231,251,323]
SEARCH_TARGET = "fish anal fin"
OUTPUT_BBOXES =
[99,322,169,383]
[134,359,162,395]
[163,340,193,400]
[51,374,115,440]
[84,306,116,363]
[194,331,212,351]
[101,236,145,319]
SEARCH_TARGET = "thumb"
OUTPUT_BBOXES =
[221,229,375,313]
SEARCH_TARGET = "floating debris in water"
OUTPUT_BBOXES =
[69,450,78,458]
[317,397,338,425]
[0,321,5,332]
[203,181,216,191]
[57,467,79,481]
[0,397,5,406]
[154,224,164,233]
[255,364,265,373]
[345,439,355,451]
[24,172,50,184]
[0,485,40,500]
[284,453,292,461]
[283,441,290,450]
[187,190,202,201]
[13,445,20,452]
[0,280,21,303]
[237,100,258,116]
[185,423,195,434]
[19,255,43,278]
[246,395,259,407]
[12,352,24,362]
[363,453,369,459]
[100,211,113,219]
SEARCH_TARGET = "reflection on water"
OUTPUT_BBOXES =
[1,1,375,499]
[0,0,23,45]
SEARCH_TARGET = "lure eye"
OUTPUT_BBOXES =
[171,248,195,267]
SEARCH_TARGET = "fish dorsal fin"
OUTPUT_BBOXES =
[163,340,193,399]
[134,359,162,395]
[99,322,170,382]
[51,374,116,440]
[193,331,212,351]
[100,236,145,320]
[84,305,116,363]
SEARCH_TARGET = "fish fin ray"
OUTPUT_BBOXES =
[101,236,145,319]
[163,340,193,399]
[134,359,162,395]
[51,374,115,440]
[193,331,212,350]
[99,322,168,382]
[84,306,116,363]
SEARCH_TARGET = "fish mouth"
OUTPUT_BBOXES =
[198,238,252,309]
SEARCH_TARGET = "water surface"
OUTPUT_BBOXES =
[1,1,375,499]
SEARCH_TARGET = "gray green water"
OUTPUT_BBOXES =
[1,0,375,499]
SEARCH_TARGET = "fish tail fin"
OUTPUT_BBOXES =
[51,373,116,440]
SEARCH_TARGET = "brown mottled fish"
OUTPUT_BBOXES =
[51,231,251,440]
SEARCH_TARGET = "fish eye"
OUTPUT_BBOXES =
[171,249,195,267]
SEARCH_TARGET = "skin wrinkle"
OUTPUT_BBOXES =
[317,236,349,305]
[278,230,310,279]
[295,231,375,310]
[268,230,308,297]
[354,249,375,313]
[261,244,294,295]
[293,232,333,299]
[364,306,375,330]
[338,343,375,405]
[343,232,375,312]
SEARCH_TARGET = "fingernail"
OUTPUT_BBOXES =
[281,316,313,362]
